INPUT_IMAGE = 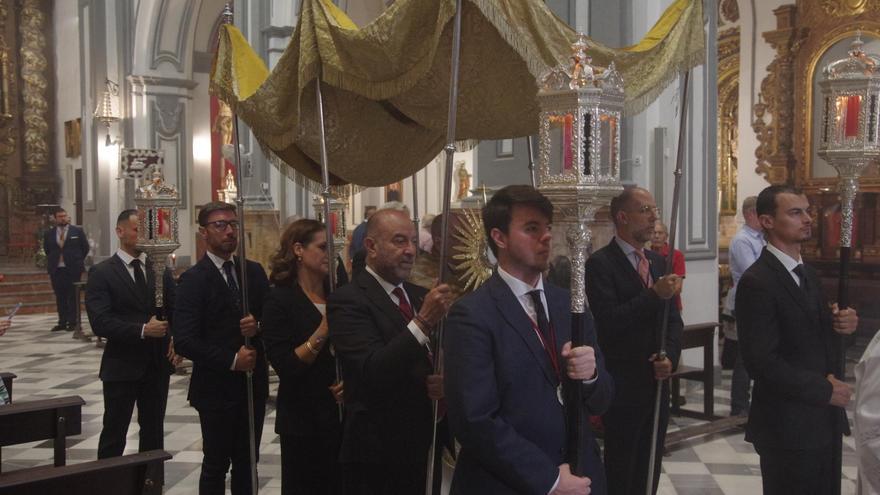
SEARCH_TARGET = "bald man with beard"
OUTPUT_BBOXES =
[328,209,455,494]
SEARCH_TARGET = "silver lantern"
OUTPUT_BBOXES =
[313,190,348,273]
[134,165,180,314]
[537,34,625,311]
[817,33,880,256]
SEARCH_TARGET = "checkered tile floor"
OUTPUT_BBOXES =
[0,314,860,494]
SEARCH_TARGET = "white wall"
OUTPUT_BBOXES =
[53,1,81,218]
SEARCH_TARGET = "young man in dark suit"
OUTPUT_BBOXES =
[85,209,179,459]
[173,202,270,495]
[736,185,858,494]
[444,185,613,495]
[328,208,454,494]
[584,186,684,495]
[44,208,90,331]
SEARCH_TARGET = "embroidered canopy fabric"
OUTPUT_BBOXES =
[210,0,705,187]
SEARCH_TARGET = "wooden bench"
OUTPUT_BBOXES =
[0,374,14,403]
[0,450,171,495]
[670,322,718,420]
[0,396,85,473]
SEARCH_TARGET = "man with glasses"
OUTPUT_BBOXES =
[173,201,270,495]
[585,186,683,495]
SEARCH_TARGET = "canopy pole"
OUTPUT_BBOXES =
[314,78,345,424]
[527,135,537,187]
[412,174,420,256]
[646,70,690,495]
[222,4,259,494]
[425,0,463,493]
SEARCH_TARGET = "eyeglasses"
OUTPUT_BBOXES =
[632,205,660,216]
[203,220,239,231]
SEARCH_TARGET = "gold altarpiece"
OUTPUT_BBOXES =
[755,0,880,330]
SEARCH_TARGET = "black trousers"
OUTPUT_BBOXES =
[196,399,266,495]
[50,267,79,326]
[756,444,834,495]
[279,433,341,495]
[603,394,670,495]
[97,365,170,459]
[343,461,426,495]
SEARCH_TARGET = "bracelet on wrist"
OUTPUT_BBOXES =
[305,340,320,356]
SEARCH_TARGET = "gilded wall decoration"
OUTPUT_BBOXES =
[18,0,50,175]
[720,0,739,23]
[0,0,16,168]
[753,5,807,184]
[718,27,740,216]
[819,0,879,17]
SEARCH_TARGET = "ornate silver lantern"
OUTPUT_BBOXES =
[133,165,180,315]
[536,34,624,474]
[818,33,880,258]
[537,34,624,307]
[313,190,347,272]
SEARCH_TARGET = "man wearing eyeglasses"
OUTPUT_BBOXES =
[584,186,684,495]
[173,201,270,495]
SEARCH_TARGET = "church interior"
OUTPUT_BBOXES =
[0,0,878,493]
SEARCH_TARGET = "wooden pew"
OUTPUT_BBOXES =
[0,396,84,473]
[0,374,14,403]
[670,322,718,420]
[0,450,171,495]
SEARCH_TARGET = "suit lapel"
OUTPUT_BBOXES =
[357,271,409,332]
[762,250,814,316]
[200,255,238,308]
[488,274,557,386]
[110,255,148,310]
[609,238,646,290]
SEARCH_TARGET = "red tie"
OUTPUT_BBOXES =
[635,249,653,288]
[392,287,413,321]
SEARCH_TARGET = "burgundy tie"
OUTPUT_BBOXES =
[392,287,413,321]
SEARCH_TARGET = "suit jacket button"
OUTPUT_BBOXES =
[559,447,566,456]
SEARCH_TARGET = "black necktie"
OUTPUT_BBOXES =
[223,260,241,307]
[527,290,552,348]
[793,264,809,294]
[130,259,149,301]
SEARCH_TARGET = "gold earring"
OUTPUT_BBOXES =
[296,255,302,262]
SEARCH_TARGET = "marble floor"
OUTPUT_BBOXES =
[0,313,860,494]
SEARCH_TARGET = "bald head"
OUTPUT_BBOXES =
[364,209,417,284]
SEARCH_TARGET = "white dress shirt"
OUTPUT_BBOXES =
[765,243,803,287]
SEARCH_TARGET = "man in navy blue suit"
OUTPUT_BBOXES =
[445,185,614,495]
[44,208,90,332]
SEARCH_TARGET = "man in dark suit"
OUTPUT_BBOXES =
[736,185,858,494]
[584,186,683,495]
[173,201,270,495]
[444,185,614,495]
[328,208,454,494]
[44,208,90,331]
[86,209,179,459]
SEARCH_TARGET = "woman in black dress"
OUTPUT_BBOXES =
[262,219,343,494]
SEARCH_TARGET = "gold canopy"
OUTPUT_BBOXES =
[210,0,704,187]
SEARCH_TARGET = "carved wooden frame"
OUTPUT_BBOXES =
[756,1,880,192]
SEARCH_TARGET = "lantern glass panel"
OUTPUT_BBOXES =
[547,113,576,175]
[599,113,618,178]
[155,207,174,240]
[833,94,862,142]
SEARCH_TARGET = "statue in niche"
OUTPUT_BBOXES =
[212,100,233,146]
[456,161,471,201]
[218,167,238,203]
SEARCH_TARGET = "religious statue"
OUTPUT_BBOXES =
[212,100,233,146]
[138,167,178,198]
[456,161,471,201]
[218,167,238,203]
[569,35,594,90]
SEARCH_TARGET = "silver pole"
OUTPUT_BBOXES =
[426,0,463,493]
[412,174,420,256]
[314,79,344,423]
[222,5,259,493]
[527,135,537,187]
[646,70,690,495]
